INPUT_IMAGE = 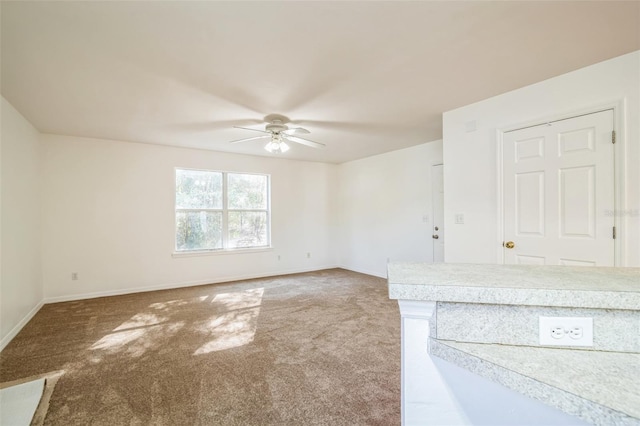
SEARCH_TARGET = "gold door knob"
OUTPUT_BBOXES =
[504,241,515,249]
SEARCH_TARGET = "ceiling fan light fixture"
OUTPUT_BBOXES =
[264,139,289,154]
[231,116,322,152]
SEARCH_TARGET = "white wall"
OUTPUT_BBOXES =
[1,97,43,349]
[41,134,338,300]
[443,51,640,266]
[338,141,443,277]
[8,50,636,345]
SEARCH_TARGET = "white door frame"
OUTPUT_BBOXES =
[431,163,444,263]
[496,100,627,266]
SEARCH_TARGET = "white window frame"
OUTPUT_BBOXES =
[174,168,271,254]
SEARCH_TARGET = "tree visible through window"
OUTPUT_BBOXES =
[175,169,270,251]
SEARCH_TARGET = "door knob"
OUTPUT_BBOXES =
[432,235,439,239]
[504,241,515,249]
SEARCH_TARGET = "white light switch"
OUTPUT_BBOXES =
[454,213,464,224]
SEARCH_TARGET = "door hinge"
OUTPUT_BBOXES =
[613,226,617,239]
[612,130,616,144]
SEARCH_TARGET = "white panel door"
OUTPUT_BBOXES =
[432,164,445,262]
[503,110,615,266]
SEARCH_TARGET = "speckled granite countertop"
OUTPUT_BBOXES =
[431,339,640,426]
[388,262,640,425]
[388,263,640,309]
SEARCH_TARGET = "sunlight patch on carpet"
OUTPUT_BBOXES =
[90,295,212,356]
[114,312,167,331]
[195,288,264,354]
[212,288,264,310]
[90,321,186,358]
[90,328,148,351]
[194,308,260,354]
[148,298,190,310]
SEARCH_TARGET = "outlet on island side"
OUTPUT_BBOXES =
[539,316,593,347]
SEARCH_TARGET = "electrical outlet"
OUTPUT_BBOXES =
[71,272,78,281]
[539,317,593,347]
[569,327,583,340]
[454,213,465,224]
[550,327,565,339]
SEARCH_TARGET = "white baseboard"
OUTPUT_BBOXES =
[44,265,341,304]
[0,301,44,352]
[1,265,375,351]
[339,265,387,279]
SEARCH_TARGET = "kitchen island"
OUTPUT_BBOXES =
[388,263,640,426]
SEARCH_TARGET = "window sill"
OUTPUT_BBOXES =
[172,247,274,258]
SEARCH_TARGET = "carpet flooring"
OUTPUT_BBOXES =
[0,269,401,425]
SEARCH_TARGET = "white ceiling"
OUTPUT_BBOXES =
[2,1,638,164]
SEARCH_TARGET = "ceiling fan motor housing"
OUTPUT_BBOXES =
[265,120,288,134]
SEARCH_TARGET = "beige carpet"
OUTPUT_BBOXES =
[0,269,401,425]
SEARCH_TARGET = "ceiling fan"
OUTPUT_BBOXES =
[230,116,325,154]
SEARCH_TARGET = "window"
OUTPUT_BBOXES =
[175,169,270,252]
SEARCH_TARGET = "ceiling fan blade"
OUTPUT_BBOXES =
[229,135,271,144]
[295,119,408,133]
[283,127,310,135]
[234,126,270,134]
[283,135,326,149]
[167,119,263,133]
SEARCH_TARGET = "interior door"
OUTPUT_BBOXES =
[503,110,615,266]
[432,164,445,263]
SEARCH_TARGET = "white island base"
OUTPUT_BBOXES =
[390,264,640,426]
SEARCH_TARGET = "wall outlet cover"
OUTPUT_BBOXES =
[539,316,593,347]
